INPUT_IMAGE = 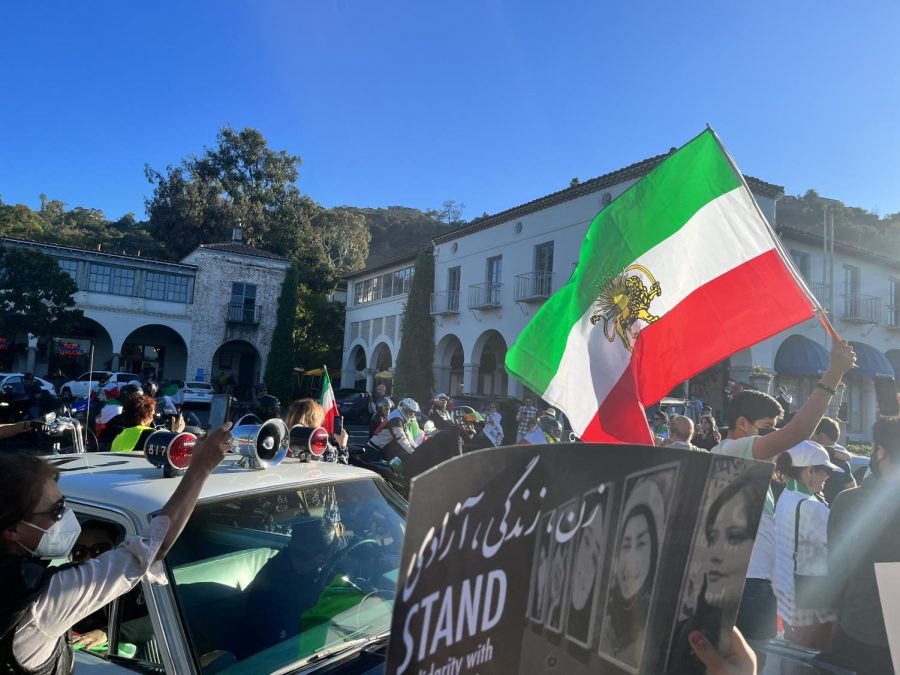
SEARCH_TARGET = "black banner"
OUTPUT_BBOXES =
[386,443,771,675]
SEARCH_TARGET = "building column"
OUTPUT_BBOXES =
[433,365,450,395]
[110,353,121,372]
[341,368,357,390]
[463,362,478,395]
[364,368,376,394]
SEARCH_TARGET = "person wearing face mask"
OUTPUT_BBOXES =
[712,340,855,643]
[824,416,900,675]
[772,441,843,650]
[0,422,233,675]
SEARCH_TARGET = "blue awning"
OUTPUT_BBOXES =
[886,350,900,379]
[774,335,830,377]
[848,341,896,380]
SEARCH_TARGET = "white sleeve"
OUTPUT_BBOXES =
[13,516,170,669]
[799,501,830,576]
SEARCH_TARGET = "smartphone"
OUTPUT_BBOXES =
[208,394,232,429]
[875,377,900,417]
[333,415,344,436]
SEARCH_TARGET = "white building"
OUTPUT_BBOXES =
[341,253,417,392]
[341,149,898,441]
[1,229,290,392]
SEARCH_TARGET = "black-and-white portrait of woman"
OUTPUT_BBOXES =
[666,458,768,674]
[598,466,677,672]
[565,484,610,648]
[527,512,554,623]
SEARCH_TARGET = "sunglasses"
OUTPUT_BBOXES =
[71,541,113,561]
[32,497,67,522]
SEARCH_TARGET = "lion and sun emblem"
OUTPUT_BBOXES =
[590,264,662,352]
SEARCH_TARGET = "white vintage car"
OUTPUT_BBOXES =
[52,451,405,674]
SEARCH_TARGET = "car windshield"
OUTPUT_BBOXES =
[167,477,405,673]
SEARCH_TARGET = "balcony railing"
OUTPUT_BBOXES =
[514,271,555,302]
[887,304,900,330]
[430,290,461,315]
[840,294,881,324]
[226,303,261,325]
[807,282,828,307]
[468,283,502,309]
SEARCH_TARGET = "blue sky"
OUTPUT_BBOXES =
[2,1,899,222]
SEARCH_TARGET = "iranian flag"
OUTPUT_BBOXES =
[505,129,818,444]
[319,367,339,434]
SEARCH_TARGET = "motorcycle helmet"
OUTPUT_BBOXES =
[119,383,143,401]
[253,394,282,421]
[397,397,420,421]
[538,414,563,442]
[141,380,158,398]
[377,396,394,412]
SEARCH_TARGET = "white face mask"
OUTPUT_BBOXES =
[20,508,82,559]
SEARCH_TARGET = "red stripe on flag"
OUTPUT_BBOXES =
[581,250,815,443]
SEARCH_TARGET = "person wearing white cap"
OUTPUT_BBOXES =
[772,440,843,649]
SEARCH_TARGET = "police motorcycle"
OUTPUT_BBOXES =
[0,410,86,455]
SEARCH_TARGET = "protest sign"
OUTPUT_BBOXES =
[386,443,770,675]
[875,563,900,674]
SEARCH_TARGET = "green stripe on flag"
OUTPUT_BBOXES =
[506,130,741,392]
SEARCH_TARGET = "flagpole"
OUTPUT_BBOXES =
[705,126,842,343]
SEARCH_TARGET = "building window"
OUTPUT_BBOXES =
[789,249,810,280]
[144,272,190,303]
[58,259,78,283]
[486,256,502,288]
[110,267,135,296]
[87,264,113,293]
[230,283,257,323]
[353,265,414,305]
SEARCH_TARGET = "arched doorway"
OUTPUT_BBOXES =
[121,325,189,383]
[46,317,114,381]
[213,340,261,400]
[435,334,464,395]
[472,330,508,396]
[346,344,367,390]
[371,342,393,395]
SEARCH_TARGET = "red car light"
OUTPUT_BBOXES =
[310,427,329,457]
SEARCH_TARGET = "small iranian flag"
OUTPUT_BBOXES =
[320,367,339,434]
[506,129,817,444]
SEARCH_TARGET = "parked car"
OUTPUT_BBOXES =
[0,373,57,422]
[60,371,140,400]
[847,452,871,484]
[54,452,404,674]
[180,380,214,404]
[336,388,372,423]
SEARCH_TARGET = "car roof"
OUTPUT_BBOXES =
[54,453,378,518]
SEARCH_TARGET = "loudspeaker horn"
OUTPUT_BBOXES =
[231,418,289,469]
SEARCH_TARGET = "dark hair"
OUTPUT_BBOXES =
[0,454,60,533]
[726,390,784,428]
[79,518,121,544]
[816,416,840,443]
[705,471,767,541]
[618,504,659,597]
[774,451,807,482]
[873,417,900,466]
[123,394,156,426]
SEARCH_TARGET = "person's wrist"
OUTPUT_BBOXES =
[820,368,843,389]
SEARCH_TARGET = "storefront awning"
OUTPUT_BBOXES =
[848,341,896,380]
[774,335,830,376]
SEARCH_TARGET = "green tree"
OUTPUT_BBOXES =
[392,251,435,402]
[264,264,300,402]
[293,284,345,374]
[0,246,83,338]
[144,126,321,260]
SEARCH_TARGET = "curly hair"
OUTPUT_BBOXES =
[123,394,156,426]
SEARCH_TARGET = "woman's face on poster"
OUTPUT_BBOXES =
[704,492,753,605]
[617,511,653,601]
[570,505,605,611]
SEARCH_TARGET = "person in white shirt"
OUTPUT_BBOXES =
[772,441,841,649]
[711,340,855,641]
[0,423,233,674]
